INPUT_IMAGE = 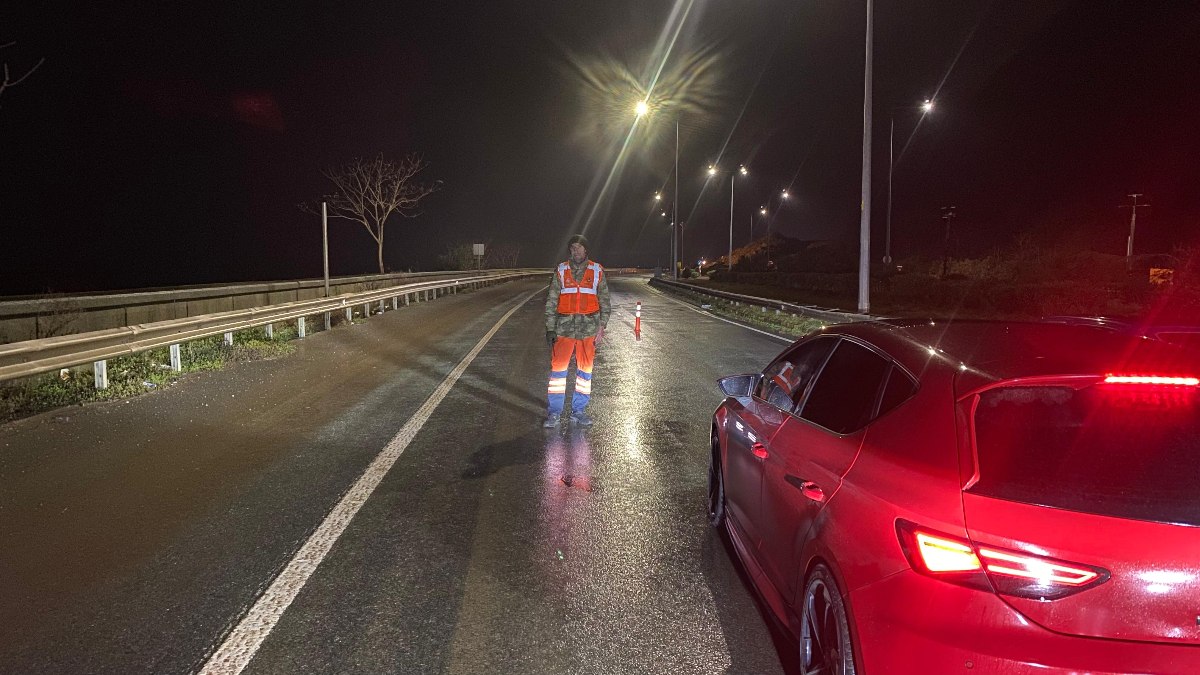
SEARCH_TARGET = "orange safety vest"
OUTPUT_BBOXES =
[555,260,603,315]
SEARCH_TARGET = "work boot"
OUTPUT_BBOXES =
[543,414,561,428]
[570,411,593,427]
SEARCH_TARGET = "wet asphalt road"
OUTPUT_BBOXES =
[0,276,795,674]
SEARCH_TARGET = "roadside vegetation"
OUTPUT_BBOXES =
[686,234,1200,322]
[0,326,297,425]
[652,281,828,339]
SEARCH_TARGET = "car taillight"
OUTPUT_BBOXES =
[1103,374,1200,386]
[895,520,1109,600]
[1099,374,1200,407]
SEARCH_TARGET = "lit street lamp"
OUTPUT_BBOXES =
[708,164,748,271]
[760,189,788,269]
[637,100,681,278]
[885,98,934,265]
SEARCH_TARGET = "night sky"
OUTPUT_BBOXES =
[3,1,1198,294]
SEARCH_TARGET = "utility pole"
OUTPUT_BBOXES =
[674,119,679,279]
[857,0,874,313]
[940,205,957,277]
[322,201,330,297]
[1120,193,1148,273]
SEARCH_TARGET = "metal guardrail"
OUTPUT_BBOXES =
[649,277,871,324]
[0,272,544,388]
[0,269,551,345]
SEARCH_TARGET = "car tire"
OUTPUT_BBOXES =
[706,430,726,528]
[800,564,857,675]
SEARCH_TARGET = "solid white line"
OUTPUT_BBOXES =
[645,284,792,343]
[198,288,542,675]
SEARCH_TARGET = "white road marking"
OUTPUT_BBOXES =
[198,288,542,675]
[645,284,793,343]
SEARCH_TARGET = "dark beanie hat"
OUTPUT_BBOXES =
[567,234,589,250]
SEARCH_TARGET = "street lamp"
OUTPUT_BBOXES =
[708,164,748,271]
[763,189,788,269]
[885,98,934,265]
[636,100,680,278]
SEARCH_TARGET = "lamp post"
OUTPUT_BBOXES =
[858,0,874,314]
[760,190,787,269]
[885,98,934,265]
[708,164,748,271]
[639,101,682,278]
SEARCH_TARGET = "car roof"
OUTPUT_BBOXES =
[820,319,1200,392]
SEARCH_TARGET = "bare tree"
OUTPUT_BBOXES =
[438,243,475,271]
[303,153,439,273]
[0,41,44,105]
[485,243,521,268]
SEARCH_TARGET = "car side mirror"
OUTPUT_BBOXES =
[718,374,759,398]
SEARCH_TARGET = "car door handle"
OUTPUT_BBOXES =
[785,475,825,503]
[751,442,769,459]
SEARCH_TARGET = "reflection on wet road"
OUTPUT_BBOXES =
[0,276,795,674]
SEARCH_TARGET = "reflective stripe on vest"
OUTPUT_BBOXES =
[556,261,602,314]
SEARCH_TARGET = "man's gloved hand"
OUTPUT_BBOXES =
[546,330,557,347]
[594,324,605,347]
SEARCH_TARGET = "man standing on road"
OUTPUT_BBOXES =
[544,234,610,428]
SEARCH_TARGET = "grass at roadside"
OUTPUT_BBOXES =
[0,326,298,425]
[652,281,828,339]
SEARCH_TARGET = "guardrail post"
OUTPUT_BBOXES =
[323,313,330,330]
[453,281,458,295]
[362,303,370,319]
[392,296,399,310]
[224,332,234,346]
[378,299,385,313]
[404,293,410,306]
[94,360,108,390]
[170,344,182,372]
[298,316,307,338]
[265,323,274,339]
[345,307,353,323]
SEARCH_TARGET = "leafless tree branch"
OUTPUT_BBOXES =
[0,41,44,104]
[299,153,439,273]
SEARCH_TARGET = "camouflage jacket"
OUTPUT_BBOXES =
[544,259,611,339]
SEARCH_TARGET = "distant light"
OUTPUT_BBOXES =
[781,190,789,199]
[922,99,934,113]
[708,165,717,176]
[654,192,661,200]
[739,165,748,175]
[635,100,649,116]
[661,211,666,216]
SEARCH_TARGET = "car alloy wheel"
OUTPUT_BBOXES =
[706,431,726,527]
[800,565,856,675]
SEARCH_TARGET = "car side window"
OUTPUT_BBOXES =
[877,365,918,418]
[756,338,835,413]
[798,339,890,434]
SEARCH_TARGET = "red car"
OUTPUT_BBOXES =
[708,320,1200,674]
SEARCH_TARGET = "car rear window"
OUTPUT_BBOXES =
[970,384,1200,526]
